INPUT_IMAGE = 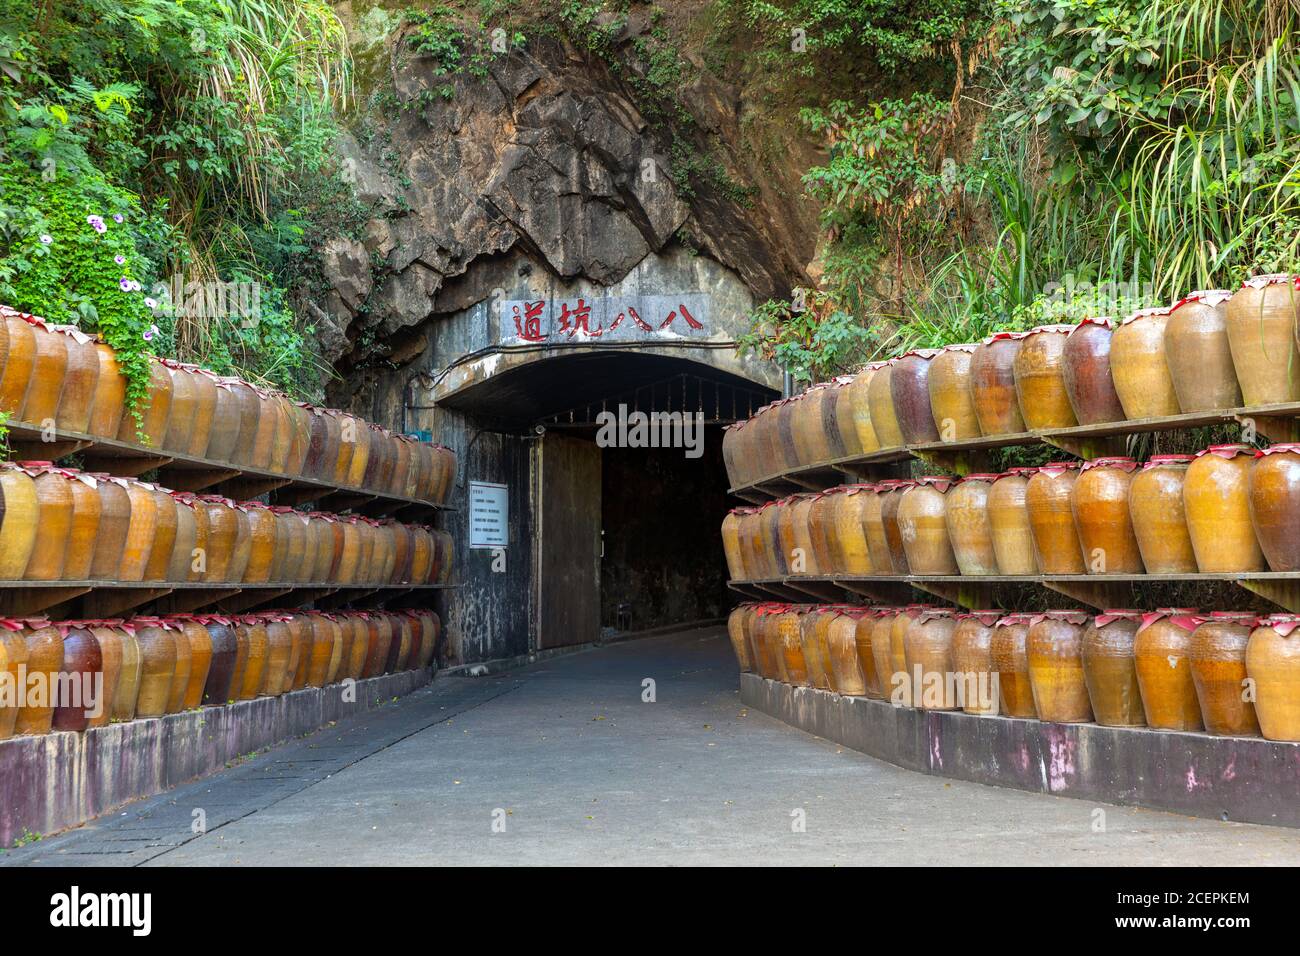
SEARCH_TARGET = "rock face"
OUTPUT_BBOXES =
[315,18,815,385]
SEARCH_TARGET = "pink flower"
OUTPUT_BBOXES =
[113,214,124,223]
[144,297,157,309]
[119,277,133,291]
[114,255,125,265]
[87,215,106,233]
[143,324,159,342]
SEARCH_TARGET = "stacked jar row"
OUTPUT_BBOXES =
[729,603,1300,742]
[722,444,1300,579]
[0,463,453,586]
[0,306,455,504]
[722,275,1300,489]
[0,608,440,739]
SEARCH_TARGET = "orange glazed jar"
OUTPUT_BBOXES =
[852,609,885,699]
[1246,614,1300,742]
[1129,454,1198,572]
[118,357,173,449]
[13,620,62,735]
[726,605,752,672]
[0,464,38,580]
[798,607,833,690]
[0,620,27,739]
[199,496,238,582]
[970,333,1028,436]
[160,358,198,455]
[22,464,74,580]
[267,393,297,475]
[903,608,958,710]
[1184,444,1266,572]
[205,377,243,462]
[866,360,906,448]
[789,385,834,467]
[143,487,178,581]
[51,325,101,433]
[21,316,69,426]
[888,605,930,706]
[897,477,958,574]
[104,621,142,721]
[241,501,278,583]
[927,343,981,441]
[951,611,1002,715]
[1189,612,1261,736]
[990,614,1036,718]
[89,474,131,580]
[879,480,915,574]
[1111,306,1181,419]
[226,505,253,583]
[868,609,900,699]
[225,378,263,466]
[1025,462,1086,573]
[987,468,1039,574]
[831,486,875,574]
[1164,290,1241,412]
[172,617,213,710]
[0,307,36,419]
[183,363,219,457]
[247,388,278,471]
[945,474,1000,575]
[1013,325,1078,429]
[1225,274,1300,406]
[62,468,102,580]
[86,340,126,439]
[1072,457,1144,574]
[1133,608,1204,731]
[1081,610,1147,727]
[133,618,180,718]
[235,617,269,701]
[1026,610,1094,723]
[1247,444,1300,571]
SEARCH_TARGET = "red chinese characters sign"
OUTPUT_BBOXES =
[503,294,710,344]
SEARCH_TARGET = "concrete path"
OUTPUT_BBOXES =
[5,626,1299,866]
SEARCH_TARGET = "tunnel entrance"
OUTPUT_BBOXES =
[434,349,776,651]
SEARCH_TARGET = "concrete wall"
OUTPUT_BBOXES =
[0,669,431,846]
[741,674,1300,829]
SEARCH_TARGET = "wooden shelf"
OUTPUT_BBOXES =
[727,400,1300,500]
[3,420,455,517]
[728,572,1300,612]
[0,580,457,619]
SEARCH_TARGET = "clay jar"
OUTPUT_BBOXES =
[118,358,173,449]
[86,341,126,439]
[990,614,1036,717]
[1081,610,1146,727]
[951,611,1001,716]
[1133,608,1204,731]
[1013,326,1078,429]
[927,344,981,441]
[174,619,213,710]
[0,308,36,419]
[970,334,1028,436]
[1072,457,1144,574]
[789,386,835,467]
[829,378,864,458]
[1062,317,1126,424]
[118,479,158,582]
[226,379,263,466]
[798,609,833,691]
[0,464,39,580]
[1164,291,1242,411]
[1189,612,1261,736]
[202,619,239,705]
[887,606,927,706]
[897,477,957,574]
[1026,610,1093,723]
[85,622,126,729]
[857,485,891,575]
[242,502,278,583]
[132,619,178,718]
[831,486,874,574]
[1226,274,1300,406]
[51,325,101,433]
[89,475,131,580]
[853,610,885,699]
[206,378,243,462]
[1183,444,1266,572]
[722,510,744,580]
[235,618,269,700]
[1025,463,1086,573]
[879,481,914,574]
[890,350,943,445]
[0,622,27,738]
[1246,614,1300,742]
[103,623,142,721]
[143,488,177,581]
[62,470,102,580]
[1129,455,1198,573]
[23,464,74,580]
[21,318,68,426]
[51,625,103,733]
[987,468,1039,574]
[727,606,753,672]
[866,360,906,448]
[200,497,239,582]
[866,610,898,699]
[903,609,959,710]
[945,475,999,575]
[1111,307,1181,419]
[13,621,62,735]
[1247,444,1300,571]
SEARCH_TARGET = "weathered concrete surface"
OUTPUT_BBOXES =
[741,674,1300,829]
[0,669,431,847]
[5,629,1298,866]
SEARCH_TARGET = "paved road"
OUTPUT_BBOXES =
[5,626,1299,865]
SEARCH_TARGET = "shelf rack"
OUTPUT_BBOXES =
[0,580,459,619]
[727,399,1300,501]
[3,420,455,519]
[728,572,1300,614]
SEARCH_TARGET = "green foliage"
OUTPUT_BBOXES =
[738,291,877,385]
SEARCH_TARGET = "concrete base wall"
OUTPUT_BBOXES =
[740,674,1300,828]
[0,669,432,846]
